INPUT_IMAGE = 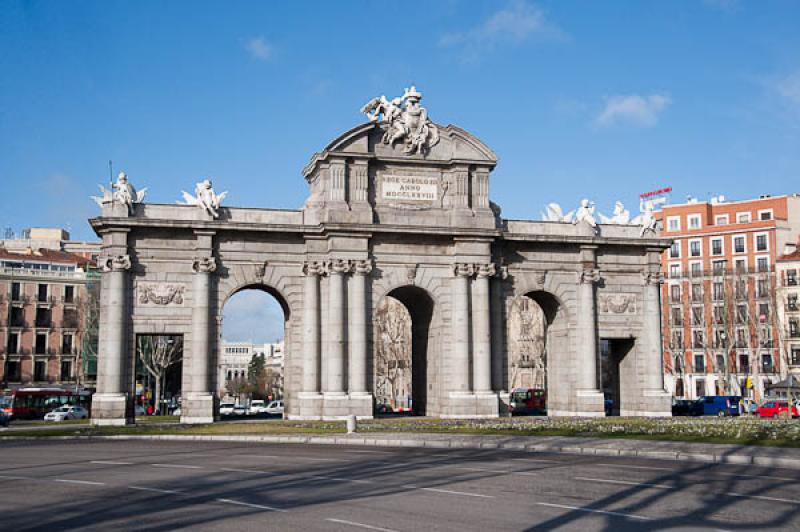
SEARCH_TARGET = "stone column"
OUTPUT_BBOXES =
[325,258,349,395]
[349,259,372,395]
[183,256,216,424]
[92,254,131,426]
[642,271,666,391]
[472,263,495,393]
[577,267,601,394]
[451,263,474,393]
[302,261,324,393]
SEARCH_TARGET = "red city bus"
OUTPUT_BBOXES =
[508,387,547,416]
[2,388,92,420]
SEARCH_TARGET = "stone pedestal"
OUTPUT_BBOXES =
[91,393,130,426]
[182,392,215,424]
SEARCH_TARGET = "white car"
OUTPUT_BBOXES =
[219,402,235,416]
[44,406,89,422]
[248,400,266,415]
[265,400,284,416]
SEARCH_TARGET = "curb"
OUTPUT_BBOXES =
[4,432,800,470]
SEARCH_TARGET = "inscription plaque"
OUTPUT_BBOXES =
[382,176,438,202]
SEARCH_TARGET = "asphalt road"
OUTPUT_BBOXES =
[1,440,799,531]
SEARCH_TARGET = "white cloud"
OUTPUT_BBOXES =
[244,36,273,62]
[222,290,285,344]
[773,71,800,107]
[439,0,564,60]
[595,93,672,128]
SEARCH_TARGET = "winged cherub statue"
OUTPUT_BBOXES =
[179,179,228,218]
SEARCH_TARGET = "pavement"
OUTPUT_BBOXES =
[1,439,800,531]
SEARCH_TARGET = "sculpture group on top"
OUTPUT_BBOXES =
[541,198,660,236]
[361,86,440,155]
[92,172,147,215]
[179,179,228,219]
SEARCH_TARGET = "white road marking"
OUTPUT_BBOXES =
[343,450,391,454]
[248,455,343,462]
[129,486,183,494]
[537,502,652,521]
[596,463,673,472]
[54,479,106,486]
[310,475,374,484]
[575,476,672,489]
[215,498,287,512]
[715,471,799,482]
[402,484,494,498]
[220,467,275,475]
[454,466,510,474]
[151,463,203,469]
[326,518,399,532]
[727,492,800,505]
[0,474,31,480]
[511,458,556,464]
[91,460,134,466]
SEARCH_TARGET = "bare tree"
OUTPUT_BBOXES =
[374,297,411,408]
[137,335,183,414]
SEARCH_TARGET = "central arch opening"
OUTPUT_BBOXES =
[374,286,433,416]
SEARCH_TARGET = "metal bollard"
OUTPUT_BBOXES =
[346,414,357,434]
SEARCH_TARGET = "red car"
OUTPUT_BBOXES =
[755,400,799,419]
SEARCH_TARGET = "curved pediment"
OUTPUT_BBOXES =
[304,122,497,177]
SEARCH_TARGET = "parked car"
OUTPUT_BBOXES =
[740,398,759,415]
[173,407,182,416]
[265,400,284,416]
[508,388,547,416]
[697,396,741,416]
[0,411,9,427]
[134,405,146,417]
[232,404,247,416]
[219,403,235,416]
[44,405,89,422]
[248,400,266,415]
[755,400,799,419]
[672,399,700,416]
[376,403,393,415]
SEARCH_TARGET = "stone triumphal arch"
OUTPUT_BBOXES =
[90,87,671,424]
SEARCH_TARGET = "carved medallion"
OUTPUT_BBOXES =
[599,294,637,314]
[138,283,185,306]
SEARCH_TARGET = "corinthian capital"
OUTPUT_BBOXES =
[353,259,373,275]
[302,261,325,277]
[475,263,497,279]
[101,254,131,272]
[453,262,475,278]
[192,256,217,273]
[579,268,600,284]
[327,258,351,275]
[642,271,664,286]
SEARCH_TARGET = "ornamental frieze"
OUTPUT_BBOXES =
[137,283,185,306]
[598,293,637,314]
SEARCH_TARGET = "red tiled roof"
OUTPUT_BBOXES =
[0,247,91,266]
[778,250,800,262]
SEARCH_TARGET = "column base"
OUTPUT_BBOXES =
[289,392,324,420]
[181,393,215,424]
[622,389,672,417]
[574,389,605,417]
[321,392,374,419]
[439,391,499,418]
[91,393,133,426]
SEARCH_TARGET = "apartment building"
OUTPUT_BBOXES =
[776,244,800,378]
[0,247,98,388]
[657,194,800,400]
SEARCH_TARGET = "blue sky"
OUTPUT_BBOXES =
[2,1,799,342]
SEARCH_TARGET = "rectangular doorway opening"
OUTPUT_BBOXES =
[601,338,635,416]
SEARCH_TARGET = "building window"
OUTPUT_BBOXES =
[35,333,48,355]
[7,333,19,354]
[35,307,52,328]
[716,354,726,372]
[667,216,680,232]
[757,257,769,272]
[736,212,751,223]
[710,238,722,256]
[790,319,800,338]
[755,233,768,252]
[739,354,750,373]
[62,334,74,354]
[34,360,47,382]
[688,215,701,230]
[791,347,800,366]
[671,331,684,349]
[692,306,704,326]
[37,283,48,303]
[669,241,680,258]
[690,240,702,257]
[712,282,724,301]
[669,263,681,278]
[757,279,769,299]
[670,285,682,303]
[758,303,770,321]
[736,304,748,324]
[60,360,73,381]
[788,270,798,286]
[691,284,703,303]
[6,361,21,382]
[693,330,705,349]
[761,353,774,373]
[715,214,729,225]
[690,262,702,278]
[735,279,747,300]
[712,260,727,276]
[758,209,773,221]
[694,354,706,373]
[672,307,683,326]
[695,378,706,397]
[788,294,799,311]
[714,328,727,347]
[64,285,75,303]
[736,328,748,348]
[735,259,747,273]
[10,306,25,327]
[733,236,745,253]
[11,282,22,301]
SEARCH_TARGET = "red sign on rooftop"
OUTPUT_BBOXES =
[640,187,672,199]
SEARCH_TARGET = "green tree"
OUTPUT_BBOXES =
[247,353,266,385]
